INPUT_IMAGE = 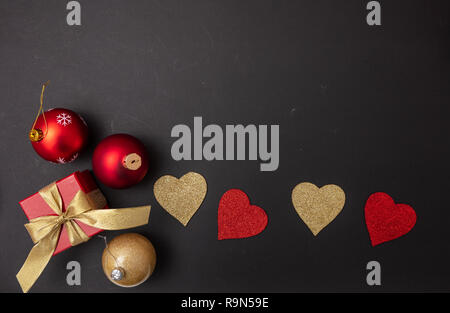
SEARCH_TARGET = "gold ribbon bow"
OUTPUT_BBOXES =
[16,182,151,293]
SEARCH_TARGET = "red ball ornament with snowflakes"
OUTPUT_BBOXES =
[92,134,149,189]
[29,108,88,163]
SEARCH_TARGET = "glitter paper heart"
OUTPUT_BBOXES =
[365,192,417,246]
[291,182,346,236]
[154,172,207,226]
[218,189,268,240]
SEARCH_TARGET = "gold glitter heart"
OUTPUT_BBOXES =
[154,172,207,226]
[291,182,345,236]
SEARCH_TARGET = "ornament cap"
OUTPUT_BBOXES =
[29,128,44,142]
[123,153,142,170]
[111,267,125,281]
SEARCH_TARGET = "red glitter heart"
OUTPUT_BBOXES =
[218,189,268,240]
[365,192,417,246]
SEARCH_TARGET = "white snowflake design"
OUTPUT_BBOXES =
[68,153,79,163]
[56,157,67,164]
[56,113,72,126]
[56,153,79,164]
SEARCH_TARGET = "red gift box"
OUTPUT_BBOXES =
[19,170,107,255]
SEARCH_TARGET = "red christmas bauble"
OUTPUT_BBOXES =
[92,134,149,189]
[29,108,88,163]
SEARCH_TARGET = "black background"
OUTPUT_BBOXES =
[0,0,449,293]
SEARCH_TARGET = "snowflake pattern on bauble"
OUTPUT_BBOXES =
[68,153,79,162]
[56,113,72,126]
[56,153,79,164]
[56,157,66,164]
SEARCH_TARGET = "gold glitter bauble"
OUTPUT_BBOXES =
[102,233,157,287]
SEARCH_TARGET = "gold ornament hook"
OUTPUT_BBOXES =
[29,81,50,142]
[29,128,43,142]
[99,235,124,280]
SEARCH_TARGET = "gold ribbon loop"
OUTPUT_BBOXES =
[24,215,62,244]
[17,182,151,293]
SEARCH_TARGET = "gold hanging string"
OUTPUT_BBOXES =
[29,81,50,142]
[98,235,125,281]
[98,235,120,267]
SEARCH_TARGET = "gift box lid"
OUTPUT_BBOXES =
[19,170,108,255]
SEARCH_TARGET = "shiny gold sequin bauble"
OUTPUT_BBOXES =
[102,233,157,287]
[154,172,207,226]
[291,182,346,236]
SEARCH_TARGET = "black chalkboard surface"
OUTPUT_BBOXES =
[0,0,449,293]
